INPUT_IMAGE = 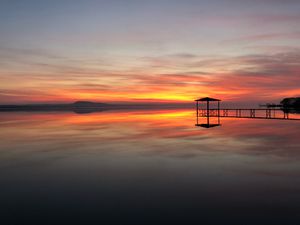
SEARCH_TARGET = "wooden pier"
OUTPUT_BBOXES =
[195,97,300,128]
[197,108,295,120]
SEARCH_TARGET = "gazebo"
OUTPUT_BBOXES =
[195,97,221,117]
[195,97,221,128]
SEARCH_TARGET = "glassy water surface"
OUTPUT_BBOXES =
[1,109,300,224]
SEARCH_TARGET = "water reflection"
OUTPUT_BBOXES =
[196,114,221,128]
[0,109,300,224]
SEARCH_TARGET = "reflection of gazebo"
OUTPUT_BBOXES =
[195,97,221,128]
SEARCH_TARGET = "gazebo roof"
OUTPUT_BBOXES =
[195,97,221,102]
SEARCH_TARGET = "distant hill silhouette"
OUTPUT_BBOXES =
[0,101,109,113]
[0,101,192,113]
[73,101,108,108]
[72,101,109,113]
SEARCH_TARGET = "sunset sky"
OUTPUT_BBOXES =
[1,0,300,104]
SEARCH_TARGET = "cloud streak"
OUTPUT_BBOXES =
[0,47,300,104]
[1,0,300,104]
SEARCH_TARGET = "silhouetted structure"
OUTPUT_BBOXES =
[195,97,300,128]
[195,97,221,128]
[195,97,221,117]
[281,97,300,109]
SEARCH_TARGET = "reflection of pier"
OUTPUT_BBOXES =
[195,97,300,128]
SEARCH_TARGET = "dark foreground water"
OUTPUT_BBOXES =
[0,109,300,225]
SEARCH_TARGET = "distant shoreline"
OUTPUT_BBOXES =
[0,101,193,114]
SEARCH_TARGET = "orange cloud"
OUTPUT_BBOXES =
[1,49,300,104]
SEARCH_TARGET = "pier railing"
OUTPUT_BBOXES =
[196,108,299,120]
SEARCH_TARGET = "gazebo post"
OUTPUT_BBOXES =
[196,101,199,117]
[196,101,199,124]
[207,100,209,124]
[218,101,220,117]
[218,102,220,124]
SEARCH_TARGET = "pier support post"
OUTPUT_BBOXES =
[207,100,209,123]
[266,109,272,118]
[223,109,228,116]
[250,109,255,117]
[284,110,289,119]
[196,101,198,117]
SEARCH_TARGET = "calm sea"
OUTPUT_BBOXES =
[0,109,300,224]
